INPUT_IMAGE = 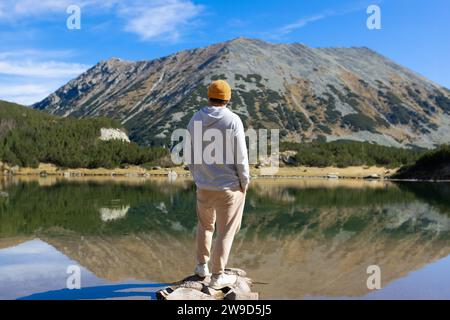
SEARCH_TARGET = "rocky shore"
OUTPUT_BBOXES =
[156,268,258,300]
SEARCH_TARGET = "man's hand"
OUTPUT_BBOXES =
[240,184,248,193]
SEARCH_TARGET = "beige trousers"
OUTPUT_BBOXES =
[196,188,246,274]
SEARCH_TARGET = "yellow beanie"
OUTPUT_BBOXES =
[208,80,231,101]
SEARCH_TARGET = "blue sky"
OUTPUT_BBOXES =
[0,0,449,105]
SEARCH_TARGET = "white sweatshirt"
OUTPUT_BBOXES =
[187,106,250,191]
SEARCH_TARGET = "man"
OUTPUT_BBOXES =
[187,80,250,289]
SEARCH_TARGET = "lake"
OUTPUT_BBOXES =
[1,176,449,300]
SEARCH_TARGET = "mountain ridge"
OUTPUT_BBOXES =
[33,37,450,148]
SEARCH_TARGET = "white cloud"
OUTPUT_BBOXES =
[0,0,72,18]
[120,0,203,41]
[0,50,90,105]
[0,0,203,42]
[278,14,327,35]
[0,61,88,78]
[0,83,52,96]
[0,1,204,104]
[0,0,118,18]
[0,83,59,105]
[0,60,88,78]
[274,2,377,37]
[0,49,76,60]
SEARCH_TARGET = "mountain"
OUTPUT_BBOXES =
[33,37,450,148]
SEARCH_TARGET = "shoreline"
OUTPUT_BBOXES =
[1,162,394,179]
[1,163,449,182]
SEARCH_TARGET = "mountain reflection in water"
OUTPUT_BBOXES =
[0,177,449,299]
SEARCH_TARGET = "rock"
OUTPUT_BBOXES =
[156,269,259,300]
[156,287,174,300]
[202,286,225,300]
[99,206,130,222]
[179,281,204,291]
[99,128,130,142]
[178,274,211,284]
[224,268,247,277]
[165,287,216,300]
[281,155,297,165]
[152,166,162,170]
[224,289,259,300]
[363,174,381,180]
[235,277,252,293]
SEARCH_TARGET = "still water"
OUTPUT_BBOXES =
[0,177,449,300]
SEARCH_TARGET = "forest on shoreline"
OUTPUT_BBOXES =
[0,100,168,169]
[1,100,448,179]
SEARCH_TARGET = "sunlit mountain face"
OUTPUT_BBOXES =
[34,38,450,149]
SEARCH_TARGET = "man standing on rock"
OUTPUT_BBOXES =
[187,80,250,290]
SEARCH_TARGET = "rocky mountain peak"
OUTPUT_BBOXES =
[33,38,450,148]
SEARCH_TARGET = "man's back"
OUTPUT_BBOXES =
[187,106,250,191]
[189,80,249,288]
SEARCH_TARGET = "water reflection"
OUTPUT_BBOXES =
[0,239,105,299]
[0,177,449,299]
[99,206,130,222]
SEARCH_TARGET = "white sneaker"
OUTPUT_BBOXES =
[209,273,237,290]
[194,263,211,278]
